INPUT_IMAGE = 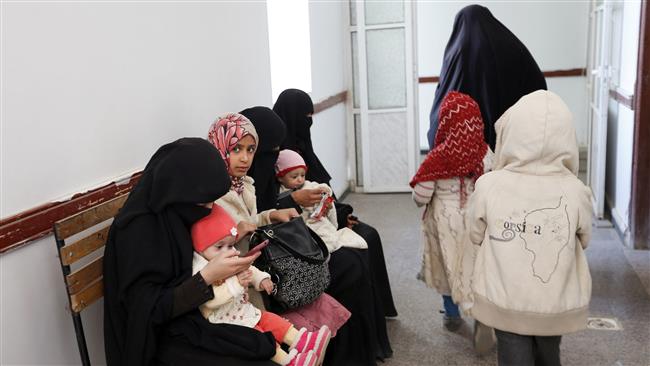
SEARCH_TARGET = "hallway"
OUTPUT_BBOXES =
[345,193,650,366]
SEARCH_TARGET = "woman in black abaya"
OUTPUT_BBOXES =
[273,89,398,322]
[428,4,547,150]
[241,106,391,365]
[103,138,276,366]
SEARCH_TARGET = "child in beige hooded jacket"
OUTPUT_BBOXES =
[466,90,592,365]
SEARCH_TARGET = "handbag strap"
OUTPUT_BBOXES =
[258,227,327,265]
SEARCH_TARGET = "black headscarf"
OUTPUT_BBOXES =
[103,138,275,365]
[273,89,333,185]
[239,107,287,211]
[428,4,547,150]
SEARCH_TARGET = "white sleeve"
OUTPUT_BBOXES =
[412,181,435,207]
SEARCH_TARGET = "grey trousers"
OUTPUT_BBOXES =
[495,329,562,366]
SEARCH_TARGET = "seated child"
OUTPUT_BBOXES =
[274,149,367,253]
[191,205,331,366]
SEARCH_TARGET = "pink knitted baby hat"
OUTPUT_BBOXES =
[275,149,308,177]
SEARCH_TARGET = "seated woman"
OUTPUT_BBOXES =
[241,106,391,366]
[103,138,276,366]
[273,90,396,356]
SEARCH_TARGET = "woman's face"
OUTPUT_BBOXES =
[228,134,257,177]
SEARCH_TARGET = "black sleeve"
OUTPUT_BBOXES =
[335,202,354,229]
[171,272,214,318]
[276,190,303,213]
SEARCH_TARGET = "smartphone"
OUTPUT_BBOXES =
[243,239,269,257]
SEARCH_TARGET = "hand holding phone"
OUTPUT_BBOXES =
[243,239,269,257]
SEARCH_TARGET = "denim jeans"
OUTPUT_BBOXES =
[495,329,561,366]
[442,295,460,317]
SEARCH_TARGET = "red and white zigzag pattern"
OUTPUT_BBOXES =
[410,91,488,203]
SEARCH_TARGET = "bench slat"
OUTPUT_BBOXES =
[60,226,110,265]
[67,257,103,295]
[70,278,104,313]
[54,194,128,240]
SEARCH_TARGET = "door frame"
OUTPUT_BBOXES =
[346,1,419,193]
[587,1,613,219]
[631,0,650,249]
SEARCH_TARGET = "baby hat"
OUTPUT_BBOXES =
[191,205,238,253]
[275,149,308,177]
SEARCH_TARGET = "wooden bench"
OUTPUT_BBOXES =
[53,194,128,366]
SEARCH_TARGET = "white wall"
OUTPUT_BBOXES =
[416,1,590,149]
[1,2,273,364]
[605,0,641,242]
[308,0,349,197]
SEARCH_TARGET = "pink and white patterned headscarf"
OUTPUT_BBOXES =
[207,113,259,195]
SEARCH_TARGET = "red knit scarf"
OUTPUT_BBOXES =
[410,91,488,205]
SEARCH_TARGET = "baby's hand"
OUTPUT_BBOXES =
[260,278,275,295]
[236,269,253,288]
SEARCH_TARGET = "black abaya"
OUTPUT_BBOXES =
[103,138,276,366]
[428,5,547,150]
[240,106,286,212]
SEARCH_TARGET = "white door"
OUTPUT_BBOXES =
[347,1,419,192]
[587,0,613,218]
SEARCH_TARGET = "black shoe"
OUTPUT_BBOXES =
[443,315,463,331]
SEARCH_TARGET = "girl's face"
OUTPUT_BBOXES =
[201,236,237,261]
[228,135,257,178]
[278,167,306,190]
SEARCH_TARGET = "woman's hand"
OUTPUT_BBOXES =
[291,188,327,207]
[236,221,257,240]
[347,214,359,229]
[270,208,300,223]
[199,249,260,285]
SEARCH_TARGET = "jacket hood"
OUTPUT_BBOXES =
[493,90,578,176]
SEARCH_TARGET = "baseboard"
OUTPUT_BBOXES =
[338,187,351,201]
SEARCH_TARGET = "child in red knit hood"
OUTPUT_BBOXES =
[191,205,331,366]
[410,91,494,351]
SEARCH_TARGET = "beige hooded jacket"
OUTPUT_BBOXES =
[467,90,593,336]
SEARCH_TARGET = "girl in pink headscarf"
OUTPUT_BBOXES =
[207,113,351,344]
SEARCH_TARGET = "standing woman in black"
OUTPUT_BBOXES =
[428,4,547,150]
[241,106,391,366]
[272,89,398,321]
[103,138,276,366]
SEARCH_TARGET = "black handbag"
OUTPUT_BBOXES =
[249,217,330,311]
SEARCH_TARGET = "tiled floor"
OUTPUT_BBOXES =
[344,193,650,366]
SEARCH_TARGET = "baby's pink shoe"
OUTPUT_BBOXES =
[285,350,316,366]
[291,326,331,366]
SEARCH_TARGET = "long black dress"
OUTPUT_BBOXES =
[241,106,392,365]
[103,138,276,366]
[273,90,398,322]
[428,4,547,150]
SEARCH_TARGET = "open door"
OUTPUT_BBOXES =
[587,0,613,219]
[347,1,419,192]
